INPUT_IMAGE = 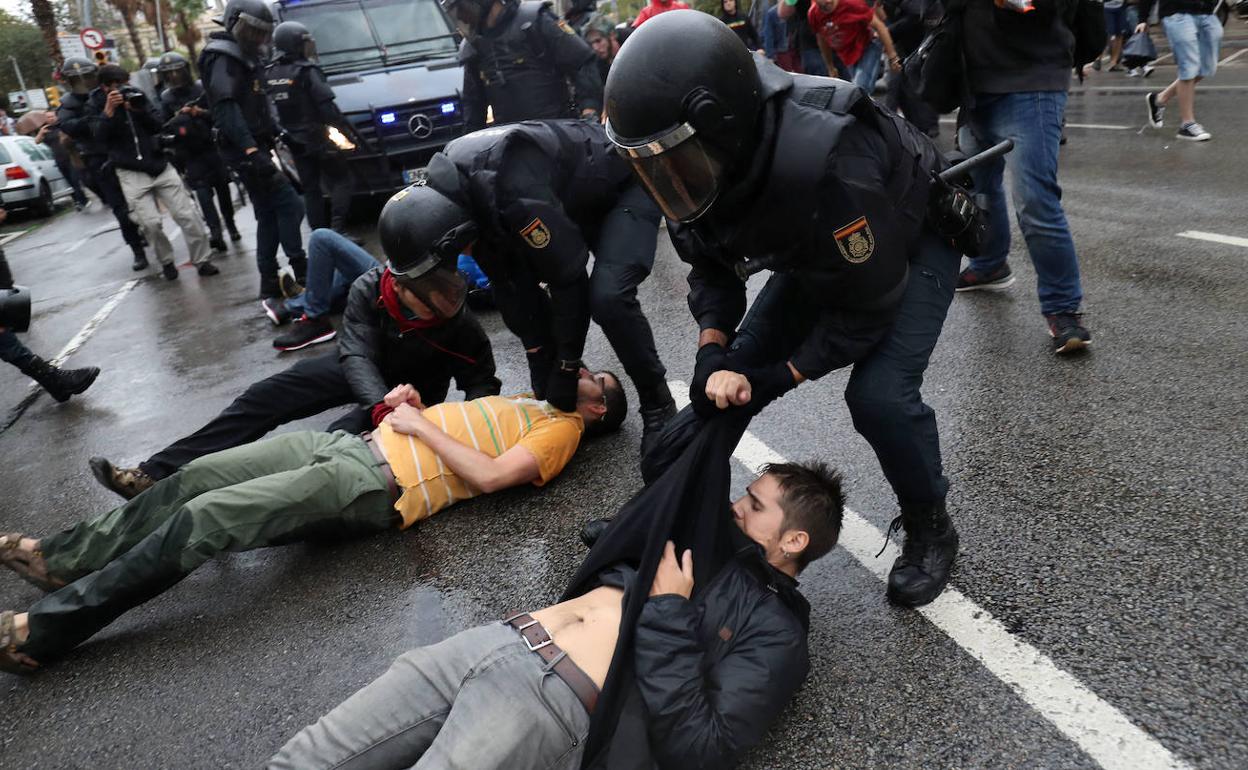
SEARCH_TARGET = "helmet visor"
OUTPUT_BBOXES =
[234,12,275,54]
[163,66,191,88]
[608,122,726,223]
[303,39,318,61]
[393,265,468,320]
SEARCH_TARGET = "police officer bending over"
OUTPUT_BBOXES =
[200,0,308,299]
[266,22,356,237]
[55,58,149,271]
[158,52,243,253]
[444,0,604,131]
[607,11,965,607]
[377,120,677,453]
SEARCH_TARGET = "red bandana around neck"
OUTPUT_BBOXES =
[378,268,443,332]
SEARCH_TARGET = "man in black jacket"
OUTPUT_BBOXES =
[377,120,677,453]
[55,58,149,271]
[269,454,843,770]
[88,255,501,499]
[92,65,218,280]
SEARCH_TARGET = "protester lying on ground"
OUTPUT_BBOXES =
[268,426,843,769]
[88,238,503,499]
[0,377,624,674]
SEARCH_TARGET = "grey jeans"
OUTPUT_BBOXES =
[269,623,591,770]
[116,165,210,267]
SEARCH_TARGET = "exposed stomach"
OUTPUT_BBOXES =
[530,585,625,689]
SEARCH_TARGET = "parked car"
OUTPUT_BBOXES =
[0,135,73,217]
[272,0,467,198]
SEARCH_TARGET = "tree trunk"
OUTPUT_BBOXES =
[29,0,63,71]
[122,10,146,62]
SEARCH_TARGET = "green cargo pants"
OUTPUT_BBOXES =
[24,430,397,663]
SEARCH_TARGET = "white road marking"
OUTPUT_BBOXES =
[938,118,1131,130]
[1220,47,1248,65]
[0,229,30,247]
[1177,230,1248,249]
[669,381,1191,770]
[1153,52,1174,64]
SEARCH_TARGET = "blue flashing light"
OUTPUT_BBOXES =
[440,102,456,114]
[380,112,397,125]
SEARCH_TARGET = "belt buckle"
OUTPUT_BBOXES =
[515,618,554,652]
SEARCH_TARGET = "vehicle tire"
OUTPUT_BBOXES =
[33,180,54,217]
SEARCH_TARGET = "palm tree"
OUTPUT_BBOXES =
[169,0,203,65]
[106,0,147,63]
[29,0,63,70]
[141,0,172,53]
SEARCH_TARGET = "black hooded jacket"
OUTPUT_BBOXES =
[90,88,169,176]
[338,267,501,408]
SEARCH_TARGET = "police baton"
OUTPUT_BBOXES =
[937,139,1014,183]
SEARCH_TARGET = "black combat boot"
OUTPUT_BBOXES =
[259,274,282,300]
[208,229,227,253]
[638,384,677,460]
[885,500,959,607]
[131,246,149,271]
[288,254,308,285]
[226,221,242,242]
[19,357,100,403]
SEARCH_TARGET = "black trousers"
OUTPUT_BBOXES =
[294,152,352,232]
[139,353,374,480]
[190,166,237,236]
[83,158,145,252]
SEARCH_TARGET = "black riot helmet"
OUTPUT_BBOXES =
[604,10,763,223]
[157,52,192,89]
[377,183,475,320]
[441,0,499,37]
[217,0,276,56]
[273,21,316,61]
[0,285,32,334]
[60,57,98,96]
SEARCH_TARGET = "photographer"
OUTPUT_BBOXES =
[91,65,218,280]
[0,208,100,402]
[158,52,242,253]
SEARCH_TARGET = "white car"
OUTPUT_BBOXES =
[0,134,74,217]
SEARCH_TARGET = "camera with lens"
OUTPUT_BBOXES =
[118,85,148,107]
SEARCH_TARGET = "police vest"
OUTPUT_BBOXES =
[160,82,205,116]
[264,59,322,145]
[462,1,574,124]
[200,34,275,148]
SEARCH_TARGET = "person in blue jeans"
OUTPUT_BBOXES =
[955,0,1091,354]
[1140,0,1222,142]
[262,229,381,351]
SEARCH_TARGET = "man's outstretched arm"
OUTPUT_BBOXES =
[384,403,539,493]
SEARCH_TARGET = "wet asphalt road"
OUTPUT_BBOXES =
[1,42,1246,770]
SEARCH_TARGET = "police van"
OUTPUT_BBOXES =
[272,0,467,196]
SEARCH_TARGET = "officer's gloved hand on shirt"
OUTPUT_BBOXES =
[690,343,729,417]
[526,347,556,400]
[545,360,582,413]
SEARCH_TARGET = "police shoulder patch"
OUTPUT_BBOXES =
[833,216,875,264]
[520,217,551,249]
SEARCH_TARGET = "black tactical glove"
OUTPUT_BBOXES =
[526,347,555,400]
[545,362,581,413]
[244,150,277,178]
[690,342,729,417]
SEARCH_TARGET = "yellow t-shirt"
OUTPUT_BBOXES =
[375,395,585,528]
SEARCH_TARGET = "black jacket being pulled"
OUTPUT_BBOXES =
[89,88,169,176]
[673,57,945,382]
[338,267,501,408]
[961,0,1077,94]
[424,119,635,366]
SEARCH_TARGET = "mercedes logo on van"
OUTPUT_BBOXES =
[408,113,434,139]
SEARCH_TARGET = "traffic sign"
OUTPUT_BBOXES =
[80,28,105,50]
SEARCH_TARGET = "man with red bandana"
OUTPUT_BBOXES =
[633,0,691,27]
[87,230,503,500]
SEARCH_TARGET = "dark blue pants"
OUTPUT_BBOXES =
[285,229,381,319]
[239,165,306,283]
[0,328,36,370]
[733,230,959,506]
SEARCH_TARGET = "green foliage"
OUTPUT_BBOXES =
[0,10,55,97]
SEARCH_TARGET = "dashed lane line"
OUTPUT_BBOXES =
[1220,47,1248,65]
[938,117,1132,130]
[0,229,30,247]
[0,278,140,436]
[1177,230,1248,249]
[669,381,1191,770]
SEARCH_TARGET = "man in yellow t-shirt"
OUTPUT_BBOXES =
[0,370,626,674]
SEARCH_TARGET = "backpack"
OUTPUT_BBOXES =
[1070,0,1109,73]
[902,0,966,114]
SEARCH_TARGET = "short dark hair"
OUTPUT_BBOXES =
[98,64,129,85]
[583,370,626,439]
[763,461,844,571]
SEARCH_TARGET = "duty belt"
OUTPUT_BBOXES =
[360,432,399,502]
[503,612,599,714]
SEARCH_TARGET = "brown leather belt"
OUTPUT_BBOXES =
[504,612,599,715]
[360,432,399,502]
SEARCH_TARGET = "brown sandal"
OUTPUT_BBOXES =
[0,610,39,675]
[0,533,64,593]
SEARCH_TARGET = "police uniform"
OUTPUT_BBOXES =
[160,81,241,244]
[424,120,674,428]
[265,55,353,233]
[199,31,307,294]
[56,91,148,262]
[460,0,603,131]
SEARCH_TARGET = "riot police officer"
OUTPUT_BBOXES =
[55,57,149,271]
[606,11,965,607]
[443,0,604,131]
[199,0,307,298]
[265,22,355,235]
[376,120,677,452]
[158,52,242,252]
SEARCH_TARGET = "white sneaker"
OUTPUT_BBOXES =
[1176,122,1211,141]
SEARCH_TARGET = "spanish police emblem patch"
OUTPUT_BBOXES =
[834,217,875,264]
[521,218,551,249]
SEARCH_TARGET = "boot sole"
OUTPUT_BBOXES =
[955,276,1016,293]
[274,330,336,352]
